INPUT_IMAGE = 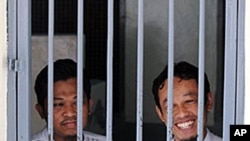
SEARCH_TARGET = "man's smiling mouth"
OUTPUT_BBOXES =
[176,120,194,129]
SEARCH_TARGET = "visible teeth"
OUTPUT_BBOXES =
[177,121,193,129]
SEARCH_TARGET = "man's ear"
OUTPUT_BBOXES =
[88,99,94,111]
[35,104,45,119]
[206,92,213,112]
[155,105,166,123]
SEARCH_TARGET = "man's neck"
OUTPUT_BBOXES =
[175,128,208,141]
[54,135,77,141]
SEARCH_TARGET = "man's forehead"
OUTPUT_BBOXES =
[162,92,197,102]
[53,94,88,100]
[53,95,77,100]
[163,77,197,84]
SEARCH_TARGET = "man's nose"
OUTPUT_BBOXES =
[174,105,189,118]
[63,105,77,117]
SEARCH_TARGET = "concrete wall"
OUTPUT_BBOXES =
[124,0,218,123]
[0,0,7,140]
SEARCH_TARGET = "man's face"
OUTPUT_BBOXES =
[36,78,92,140]
[155,77,213,141]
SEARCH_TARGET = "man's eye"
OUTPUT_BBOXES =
[163,105,168,111]
[185,99,196,104]
[54,103,63,107]
[72,101,78,106]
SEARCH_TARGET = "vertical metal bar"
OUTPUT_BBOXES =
[106,0,114,140]
[244,0,250,125]
[77,0,84,140]
[197,0,205,141]
[48,0,55,140]
[17,0,31,140]
[167,0,174,141]
[136,0,144,140]
[236,0,245,124]
[7,0,17,140]
[223,0,237,140]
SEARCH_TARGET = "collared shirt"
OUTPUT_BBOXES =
[32,126,106,141]
[172,129,222,141]
[204,129,222,141]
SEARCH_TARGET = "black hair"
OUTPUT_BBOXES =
[152,61,210,111]
[34,59,91,108]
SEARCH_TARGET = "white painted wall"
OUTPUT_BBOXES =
[125,0,218,123]
[0,0,7,140]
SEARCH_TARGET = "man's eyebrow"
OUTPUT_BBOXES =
[54,96,78,100]
[162,92,197,103]
[54,97,63,101]
[183,92,197,97]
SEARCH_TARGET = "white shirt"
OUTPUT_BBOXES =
[172,129,222,141]
[32,126,106,141]
[204,129,222,141]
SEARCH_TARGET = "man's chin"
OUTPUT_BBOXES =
[62,131,77,138]
[64,135,77,141]
[179,135,198,141]
[65,131,77,136]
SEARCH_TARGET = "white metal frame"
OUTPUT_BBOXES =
[223,0,245,141]
[7,0,246,141]
[7,0,31,141]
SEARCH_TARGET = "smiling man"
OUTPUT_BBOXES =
[32,59,105,141]
[152,61,222,141]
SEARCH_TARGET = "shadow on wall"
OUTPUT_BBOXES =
[85,79,106,135]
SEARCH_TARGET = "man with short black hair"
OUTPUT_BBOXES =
[32,59,105,141]
[152,61,222,141]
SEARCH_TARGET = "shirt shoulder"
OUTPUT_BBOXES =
[84,131,106,141]
[205,129,222,141]
[31,128,107,141]
[31,127,48,141]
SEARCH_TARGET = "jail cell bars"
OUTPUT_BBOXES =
[136,0,144,140]
[7,0,245,141]
[223,0,246,141]
[106,0,114,140]
[76,0,84,140]
[166,0,174,141]
[48,0,55,140]
[8,0,32,140]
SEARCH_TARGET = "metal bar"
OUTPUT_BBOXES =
[17,0,31,140]
[167,0,174,141]
[106,0,114,140]
[197,0,205,141]
[223,0,238,140]
[7,0,17,140]
[77,0,84,140]
[48,0,55,140]
[136,0,144,140]
[244,0,250,125]
[236,0,245,124]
